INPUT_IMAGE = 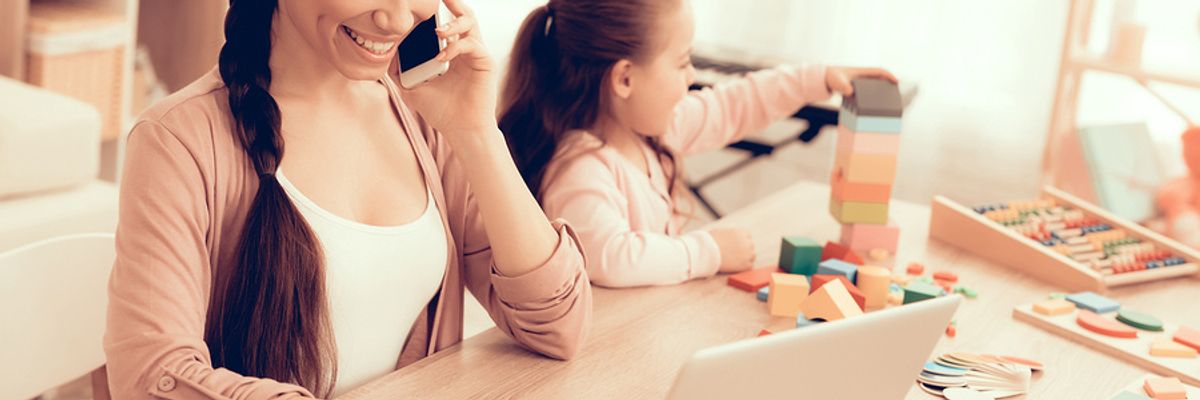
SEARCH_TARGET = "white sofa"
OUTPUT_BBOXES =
[0,77,118,252]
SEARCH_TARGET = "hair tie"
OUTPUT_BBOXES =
[544,6,556,37]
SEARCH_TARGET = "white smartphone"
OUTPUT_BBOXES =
[398,9,450,89]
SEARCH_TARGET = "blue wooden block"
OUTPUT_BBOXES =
[757,286,769,302]
[816,259,859,284]
[1065,291,1120,313]
[840,108,902,134]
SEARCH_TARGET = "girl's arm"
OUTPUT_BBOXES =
[540,155,723,287]
[662,64,832,155]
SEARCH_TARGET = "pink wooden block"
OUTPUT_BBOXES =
[841,222,900,253]
[837,125,902,155]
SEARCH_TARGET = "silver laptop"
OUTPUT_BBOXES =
[667,295,961,399]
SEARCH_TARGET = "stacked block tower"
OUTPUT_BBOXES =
[830,78,904,259]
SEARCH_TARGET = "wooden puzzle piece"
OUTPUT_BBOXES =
[1032,298,1076,316]
[1116,309,1164,332]
[1150,337,1199,359]
[1066,291,1121,314]
[1143,377,1188,400]
[1077,310,1138,339]
[1173,326,1200,352]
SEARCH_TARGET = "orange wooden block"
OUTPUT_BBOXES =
[768,273,810,317]
[833,150,898,185]
[906,262,925,275]
[1033,298,1076,316]
[831,168,893,203]
[1174,326,1200,352]
[757,329,772,337]
[855,266,891,310]
[1150,337,1199,358]
[810,274,866,310]
[728,267,782,292]
[1144,377,1188,400]
[945,324,957,338]
[1077,310,1138,339]
[801,278,864,322]
[820,241,865,265]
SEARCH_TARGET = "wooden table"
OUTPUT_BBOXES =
[342,181,1200,399]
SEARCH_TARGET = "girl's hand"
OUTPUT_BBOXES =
[825,66,899,97]
[394,0,497,137]
[710,228,756,274]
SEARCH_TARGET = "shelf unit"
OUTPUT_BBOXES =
[1041,0,1200,204]
[0,0,140,181]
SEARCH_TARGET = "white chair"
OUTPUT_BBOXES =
[0,233,115,400]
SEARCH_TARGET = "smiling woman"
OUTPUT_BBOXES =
[101,0,592,398]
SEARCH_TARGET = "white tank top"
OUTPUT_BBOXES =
[276,170,447,397]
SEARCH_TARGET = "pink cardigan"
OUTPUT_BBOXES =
[539,65,830,287]
[104,70,592,399]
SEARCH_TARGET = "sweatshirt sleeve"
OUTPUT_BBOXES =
[663,64,832,155]
[104,121,318,399]
[431,130,593,361]
[540,155,722,288]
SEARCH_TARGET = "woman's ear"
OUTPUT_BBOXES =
[608,59,635,100]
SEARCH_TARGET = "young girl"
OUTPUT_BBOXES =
[499,0,896,288]
[104,0,591,398]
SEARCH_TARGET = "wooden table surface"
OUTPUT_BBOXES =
[341,181,1200,399]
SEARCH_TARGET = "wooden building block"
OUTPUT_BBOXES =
[1066,291,1121,314]
[727,267,782,292]
[843,78,904,117]
[810,275,866,310]
[1144,377,1188,399]
[833,150,898,185]
[801,278,864,322]
[830,200,889,225]
[855,266,891,310]
[820,241,865,265]
[840,108,902,134]
[831,168,893,203]
[778,236,822,275]
[816,259,859,283]
[1174,326,1200,352]
[1033,298,1076,316]
[837,125,901,155]
[840,222,900,253]
[796,312,823,328]
[757,286,769,302]
[887,291,903,305]
[768,273,810,317]
[903,281,942,304]
[1150,337,1199,359]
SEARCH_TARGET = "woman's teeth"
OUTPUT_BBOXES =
[343,26,396,55]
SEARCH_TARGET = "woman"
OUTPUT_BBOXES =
[103,0,591,398]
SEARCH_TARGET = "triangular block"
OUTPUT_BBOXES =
[801,278,864,322]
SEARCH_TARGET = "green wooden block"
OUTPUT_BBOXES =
[953,285,977,299]
[779,236,822,275]
[903,282,942,304]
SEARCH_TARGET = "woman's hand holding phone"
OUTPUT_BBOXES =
[395,0,499,138]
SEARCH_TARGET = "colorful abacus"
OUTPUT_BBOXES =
[973,199,1189,277]
[930,186,1200,292]
[830,79,903,257]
